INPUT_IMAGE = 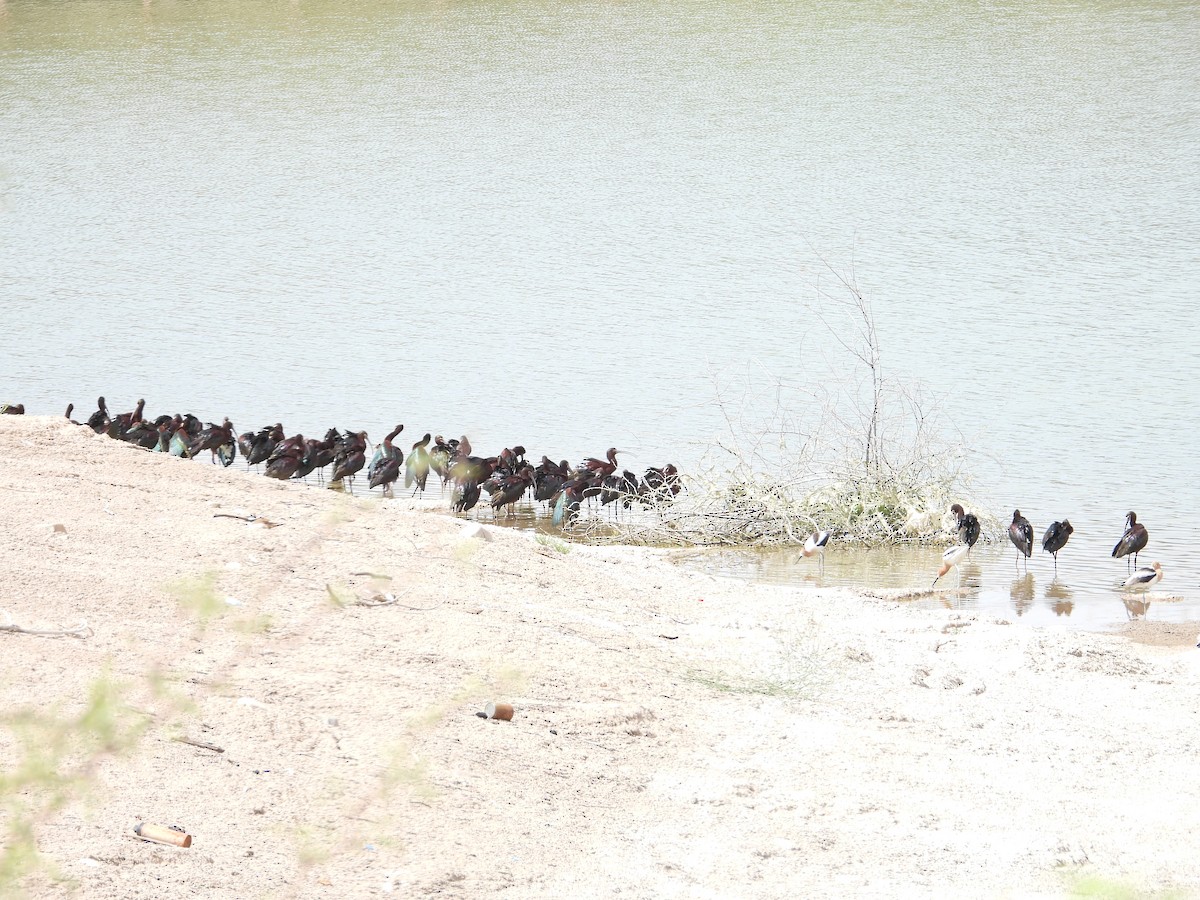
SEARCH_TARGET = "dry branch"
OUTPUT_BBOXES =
[0,609,93,639]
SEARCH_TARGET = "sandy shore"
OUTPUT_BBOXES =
[1,415,1198,899]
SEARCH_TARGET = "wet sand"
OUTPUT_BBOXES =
[2,416,1199,898]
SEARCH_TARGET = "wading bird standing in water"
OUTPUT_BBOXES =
[1041,519,1073,572]
[950,504,980,553]
[1112,511,1148,571]
[933,543,971,588]
[1009,510,1033,573]
[801,530,831,572]
[1123,561,1162,589]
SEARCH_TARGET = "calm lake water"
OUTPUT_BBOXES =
[2,1,1198,630]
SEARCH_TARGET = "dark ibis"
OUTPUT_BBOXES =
[452,479,482,513]
[429,436,454,489]
[265,436,305,480]
[293,429,338,482]
[950,504,980,551]
[368,424,405,497]
[490,468,534,517]
[405,433,432,496]
[86,397,109,434]
[534,457,569,504]
[1008,510,1033,572]
[123,420,161,450]
[189,418,236,465]
[643,464,682,504]
[1041,520,1073,571]
[1112,511,1148,570]
[246,424,284,468]
[331,431,369,491]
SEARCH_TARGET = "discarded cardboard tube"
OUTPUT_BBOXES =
[134,823,192,848]
[484,701,514,721]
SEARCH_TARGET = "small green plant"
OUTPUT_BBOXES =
[536,534,571,554]
[167,570,223,623]
[0,674,151,891]
[684,631,834,700]
[1067,873,1187,899]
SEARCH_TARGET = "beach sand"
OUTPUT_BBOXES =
[2,415,1198,898]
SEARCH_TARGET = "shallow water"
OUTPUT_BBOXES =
[2,1,1198,624]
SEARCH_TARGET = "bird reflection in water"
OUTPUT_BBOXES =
[1122,594,1152,620]
[1010,573,1036,616]
[957,563,984,600]
[1045,579,1074,617]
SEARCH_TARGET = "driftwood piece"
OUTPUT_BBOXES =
[1,609,92,639]
[172,736,225,753]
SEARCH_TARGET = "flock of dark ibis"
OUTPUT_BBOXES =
[53,397,683,523]
[0,399,1174,588]
[933,504,1162,590]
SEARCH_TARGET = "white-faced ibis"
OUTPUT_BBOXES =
[1123,561,1162,589]
[932,543,971,588]
[123,419,161,450]
[265,435,305,480]
[107,398,145,440]
[429,435,454,489]
[246,424,284,468]
[167,419,193,457]
[581,448,620,479]
[331,430,369,491]
[368,425,405,498]
[453,479,482,513]
[1,403,25,415]
[552,479,584,525]
[490,468,534,517]
[534,457,569,504]
[87,396,109,434]
[617,469,642,511]
[189,418,236,465]
[1112,511,1148,570]
[1009,510,1033,572]
[1041,520,1073,571]
[801,530,831,571]
[950,504,980,551]
[293,429,337,482]
[405,433,432,495]
[643,464,682,504]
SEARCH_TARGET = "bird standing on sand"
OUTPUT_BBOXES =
[331,430,369,491]
[1112,511,1148,571]
[405,433,432,496]
[86,396,109,434]
[368,424,405,498]
[933,543,971,588]
[950,504,980,551]
[801,530,831,572]
[1123,561,1163,589]
[1041,520,1073,572]
[1009,510,1033,572]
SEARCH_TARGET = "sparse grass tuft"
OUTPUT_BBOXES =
[535,534,571,554]
[685,630,835,700]
[0,673,151,891]
[167,570,223,623]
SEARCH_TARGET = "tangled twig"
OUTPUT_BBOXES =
[1,609,93,639]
